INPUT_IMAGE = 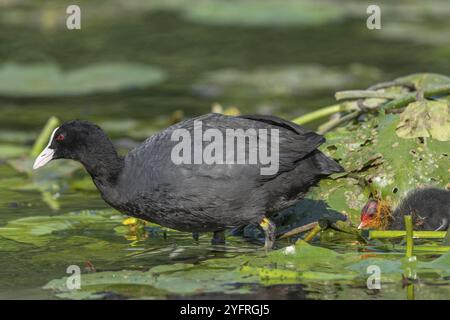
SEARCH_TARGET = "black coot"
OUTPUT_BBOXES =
[359,188,450,231]
[33,113,343,248]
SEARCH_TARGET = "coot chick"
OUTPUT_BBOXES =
[33,113,343,249]
[358,188,450,231]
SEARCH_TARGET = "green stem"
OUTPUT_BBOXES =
[30,116,60,157]
[406,284,415,300]
[292,84,450,129]
[291,104,354,125]
[317,110,361,134]
[405,216,414,259]
[410,246,450,253]
[303,225,322,242]
[335,90,402,101]
[279,222,318,239]
[369,230,446,239]
[381,84,450,111]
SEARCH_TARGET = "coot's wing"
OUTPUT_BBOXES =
[238,114,318,135]
[235,114,332,177]
[127,113,331,183]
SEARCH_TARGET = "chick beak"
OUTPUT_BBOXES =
[357,221,366,230]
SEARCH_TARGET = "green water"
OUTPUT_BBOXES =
[0,1,449,299]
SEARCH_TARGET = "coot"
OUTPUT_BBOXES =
[33,113,343,248]
[358,187,450,230]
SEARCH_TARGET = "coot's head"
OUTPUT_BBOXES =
[33,120,118,171]
[358,199,392,230]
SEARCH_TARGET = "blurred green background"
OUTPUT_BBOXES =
[1,0,450,134]
[0,0,449,300]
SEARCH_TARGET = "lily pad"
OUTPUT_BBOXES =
[41,236,450,300]
[396,100,450,141]
[43,262,258,299]
[300,113,449,224]
[182,0,346,27]
[194,64,382,98]
[394,73,450,90]
[0,210,122,246]
[376,22,450,46]
[0,63,167,97]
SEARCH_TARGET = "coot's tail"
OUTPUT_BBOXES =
[310,150,345,175]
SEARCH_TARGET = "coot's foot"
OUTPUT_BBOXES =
[192,232,200,241]
[211,230,226,245]
[260,217,276,250]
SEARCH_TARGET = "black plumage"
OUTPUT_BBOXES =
[389,188,450,231]
[33,113,344,248]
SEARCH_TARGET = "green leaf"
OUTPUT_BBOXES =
[396,100,450,141]
[394,73,450,90]
[194,64,381,98]
[182,0,346,27]
[0,210,121,246]
[43,263,258,299]
[0,63,167,97]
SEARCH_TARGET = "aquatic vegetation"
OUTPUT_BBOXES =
[396,100,450,141]
[0,210,123,246]
[1,73,448,299]
[0,63,167,97]
[193,64,382,99]
[41,239,450,299]
[288,73,450,227]
[0,144,28,159]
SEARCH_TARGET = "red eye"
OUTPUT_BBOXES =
[56,134,65,141]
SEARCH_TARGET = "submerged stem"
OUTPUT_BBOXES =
[409,246,450,253]
[303,225,322,242]
[369,230,446,239]
[405,215,414,258]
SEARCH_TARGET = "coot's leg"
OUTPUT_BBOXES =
[192,232,199,241]
[211,230,226,245]
[260,217,276,250]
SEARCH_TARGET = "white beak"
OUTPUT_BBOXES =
[357,222,364,230]
[33,127,59,170]
[33,146,55,169]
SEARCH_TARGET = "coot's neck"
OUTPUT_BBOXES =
[78,142,125,203]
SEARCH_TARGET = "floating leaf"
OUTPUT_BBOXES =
[193,64,381,98]
[396,100,450,141]
[394,73,450,91]
[183,0,346,26]
[295,111,449,225]
[0,210,122,246]
[44,262,258,299]
[0,63,167,97]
